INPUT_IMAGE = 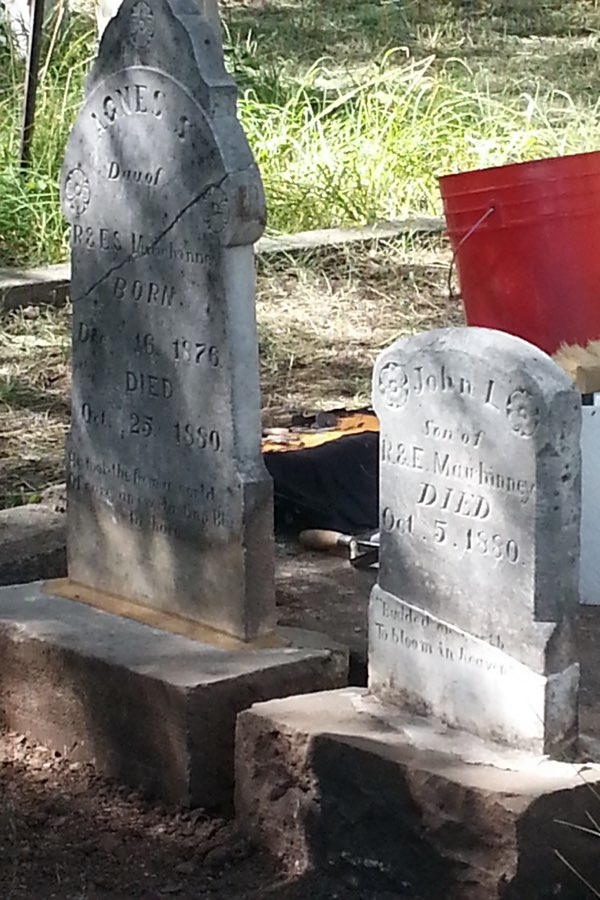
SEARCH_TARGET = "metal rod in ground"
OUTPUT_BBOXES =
[19,0,46,170]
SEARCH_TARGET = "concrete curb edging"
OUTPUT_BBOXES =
[0,216,445,312]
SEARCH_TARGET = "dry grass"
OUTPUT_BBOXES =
[258,236,460,420]
[0,239,460,507]
[0,305,70,507]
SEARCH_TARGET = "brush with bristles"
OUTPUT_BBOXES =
[553,340,600,394]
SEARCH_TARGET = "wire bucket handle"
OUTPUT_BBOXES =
[447,205,496,301]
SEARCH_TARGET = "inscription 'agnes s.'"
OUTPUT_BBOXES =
[88,79,205,145]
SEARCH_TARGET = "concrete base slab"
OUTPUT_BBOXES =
[235,688,600,900]
[0,506,66,586]
[0,582,347,808]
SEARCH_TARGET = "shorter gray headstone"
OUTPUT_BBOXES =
[370,327,582,755]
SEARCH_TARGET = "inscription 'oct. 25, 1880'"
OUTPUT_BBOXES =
[371,327,581,654]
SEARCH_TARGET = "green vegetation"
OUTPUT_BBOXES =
[0,13,95,265]
[3,0,600,264]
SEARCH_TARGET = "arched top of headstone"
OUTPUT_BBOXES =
[91,0,236,117]
[373,327,580,437]
[61,0,265,249]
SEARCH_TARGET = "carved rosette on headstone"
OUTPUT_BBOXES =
[60,0,274,640]
[370,328,582,755]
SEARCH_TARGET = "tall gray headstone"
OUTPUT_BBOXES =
[60,0,274,640]
[370,327,581,755]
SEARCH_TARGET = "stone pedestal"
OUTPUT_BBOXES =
[0,505,66,586]
[236,689,600,900]
[0,583,347,807]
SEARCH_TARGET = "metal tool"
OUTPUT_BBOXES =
[299,529,379,569]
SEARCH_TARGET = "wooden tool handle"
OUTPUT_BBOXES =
[299,529,351,552]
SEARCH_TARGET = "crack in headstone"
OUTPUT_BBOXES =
[71,173,229,304]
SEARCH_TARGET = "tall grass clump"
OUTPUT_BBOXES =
[235,42,600,234]
[0,12,94,266]
[4,1,600,263]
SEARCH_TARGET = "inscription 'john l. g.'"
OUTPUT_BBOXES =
[377,359,542,441]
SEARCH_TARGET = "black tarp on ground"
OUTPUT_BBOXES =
[264,431,379,535]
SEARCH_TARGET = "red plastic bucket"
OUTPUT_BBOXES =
[438,151,600,355]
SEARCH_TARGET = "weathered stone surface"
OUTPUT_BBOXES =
[0,504,371,680]
[60,0,273,640]
[235,688,600,900]
[0,506,66,586]
[371,327,582,753]
[0,583,347,807]
[0,218,445,313]
[370,587,579,754]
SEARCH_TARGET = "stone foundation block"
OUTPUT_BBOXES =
[0,506,66,586]
[235,688,600,899]
[0,583,347,807]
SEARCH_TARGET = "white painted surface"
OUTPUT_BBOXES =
[580,405,600,604]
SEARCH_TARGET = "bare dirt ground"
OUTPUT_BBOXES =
[0,730,405,900]
[1,581,599,899]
